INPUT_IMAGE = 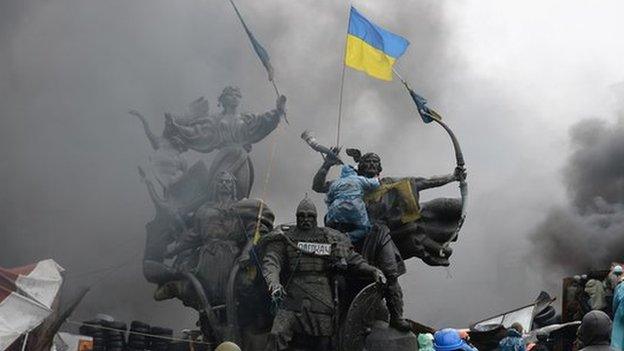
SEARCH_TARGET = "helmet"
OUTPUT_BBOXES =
[614,265,623,274]
[296,195,317,216]
[433,328,476,351]
[215,341,241,351]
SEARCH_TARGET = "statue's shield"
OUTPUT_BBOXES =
[339,283,384,351]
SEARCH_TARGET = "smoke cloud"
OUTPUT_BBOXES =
[530,116,624,273]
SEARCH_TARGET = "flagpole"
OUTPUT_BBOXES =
[336,60,346,146]
[392,66,407,86]
[336,4,351,147]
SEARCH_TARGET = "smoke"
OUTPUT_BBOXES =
[530,117,624,273]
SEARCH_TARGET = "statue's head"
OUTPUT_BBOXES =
[218,86,242,112]
[347,148,382,178]
[358,152,382,177]
[296,196,317,231]
[213,171,237,199]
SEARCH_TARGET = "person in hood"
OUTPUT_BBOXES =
[576,310,614,351]
[324,164,380,243]
[499,324,526,351]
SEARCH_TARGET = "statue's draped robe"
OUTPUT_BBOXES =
[172,110,281,199]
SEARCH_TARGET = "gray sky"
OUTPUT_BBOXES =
[1,0,623,329]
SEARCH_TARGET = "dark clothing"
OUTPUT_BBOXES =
[579,345,616,351]
[355,224,406,277]
[356,224,406,322]
[261,225,378,351]
[578,311,614,351]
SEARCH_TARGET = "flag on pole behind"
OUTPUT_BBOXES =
[405,86,442,123]
[229,0,274,81]
[345,7,409,81]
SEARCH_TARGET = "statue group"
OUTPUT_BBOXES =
[132,87,466,351]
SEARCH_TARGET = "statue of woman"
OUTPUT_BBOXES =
[171,86,286,199]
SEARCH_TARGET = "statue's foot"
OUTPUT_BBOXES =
[154,281,180,301]
[389,318,412,332]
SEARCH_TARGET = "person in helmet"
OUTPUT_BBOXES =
[433,328,477,351]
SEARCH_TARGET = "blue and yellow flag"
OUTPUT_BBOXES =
[345,7,410,81]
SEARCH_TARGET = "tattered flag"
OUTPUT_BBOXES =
[228,0,274,82]
[404,84,442,124]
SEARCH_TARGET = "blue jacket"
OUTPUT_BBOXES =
[498,329,526,351]
[325,166,380,242]
[612,283,624,350]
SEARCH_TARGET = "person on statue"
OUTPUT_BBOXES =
[170,86,287,199]
[324,161,380,243]
[261,196,384,351]
[312,149,464,332]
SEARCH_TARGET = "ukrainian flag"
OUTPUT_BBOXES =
[345,7,410,81]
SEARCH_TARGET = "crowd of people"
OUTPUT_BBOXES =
[405,264,624,351]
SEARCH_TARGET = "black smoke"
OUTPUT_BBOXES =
[530,117,624,272]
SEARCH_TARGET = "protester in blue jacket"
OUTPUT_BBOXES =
[325,165,380,243]
[611,280,624,350]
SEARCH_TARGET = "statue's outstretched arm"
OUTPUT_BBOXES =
[129,109,159,150]
[410,167,465,191]
[241,95,286,145]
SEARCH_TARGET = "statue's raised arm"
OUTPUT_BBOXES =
[129,109,160,150]
[238,94,286,146]
[166,86,286,199]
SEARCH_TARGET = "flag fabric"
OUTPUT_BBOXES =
[404,83,442,123]
[0,259,64,350]
[229,0,274,81]
[345,7,410,81]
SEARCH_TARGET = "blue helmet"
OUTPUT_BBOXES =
[433,329,477,351]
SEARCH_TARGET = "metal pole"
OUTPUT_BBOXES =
[21,332,28,351]
[336,60,347,147]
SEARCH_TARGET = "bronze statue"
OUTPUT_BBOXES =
[310,145,466,331]
[131,87,285,200]
[261,197,384,351]
[141,169,274,345]
[169,86,286,199]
